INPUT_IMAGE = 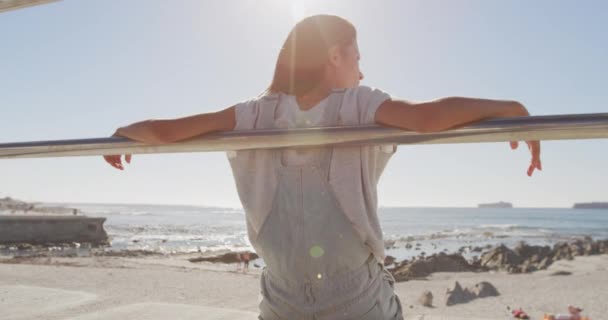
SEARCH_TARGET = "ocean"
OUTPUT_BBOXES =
[29,203,608,265]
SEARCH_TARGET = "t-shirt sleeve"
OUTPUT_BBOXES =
[353,86,398,181]
[354,85,392,125]
[226,98,258,159]
[233,98,259,131]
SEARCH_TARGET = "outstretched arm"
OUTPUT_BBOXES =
[375,97,527,133]
[103,106,236,170]
[375,97,541,176]
[114,106,236,144]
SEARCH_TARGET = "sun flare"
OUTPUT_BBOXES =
[290,0,308,22]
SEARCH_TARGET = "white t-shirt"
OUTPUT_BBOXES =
[228,85,397,263]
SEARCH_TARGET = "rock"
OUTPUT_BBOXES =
[92,249,161,257]
[514,242,551,261]
[521,259,537,273]
[418,290,433,307]
[188,251,259,264]
[538,256,553,270]
[405,243,413,249]
[469,281,499,298]
[393,260,432,281]
[552,242,574,260]
[599,240,608,254]
[395,259,409,268]
[428,253,476,272]
[445,281,500,306]
[551,237,603,260]
[583,240,598,255]
[469,256,481,268]
[445,281,475,306]
[530,254,542,264]
[16,243,33,250]
[569,240,585,256]
[392,253,476,282]
[384,255,396,266]
[480,244,523,270]
[507,265,522,274]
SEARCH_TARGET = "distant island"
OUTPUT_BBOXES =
[478,201,513,208]
[573,202,608,209]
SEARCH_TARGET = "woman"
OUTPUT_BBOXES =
[104,14,541,320]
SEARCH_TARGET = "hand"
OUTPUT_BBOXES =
[510,140,541,177]
[508,103,542,177]
[103,132,132,171]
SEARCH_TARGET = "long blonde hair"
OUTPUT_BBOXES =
[261,14,357,97]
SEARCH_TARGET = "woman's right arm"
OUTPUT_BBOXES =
[104,106,236,170]
[114,106,236,144]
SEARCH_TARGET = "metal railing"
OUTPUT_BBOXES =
[1,113,607,159]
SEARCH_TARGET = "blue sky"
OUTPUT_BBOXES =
[1,0,607,208]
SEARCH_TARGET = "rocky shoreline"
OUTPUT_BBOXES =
[3,236,606,280]
[385,237,608,282]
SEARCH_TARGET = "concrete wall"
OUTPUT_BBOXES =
[0,216,108,245]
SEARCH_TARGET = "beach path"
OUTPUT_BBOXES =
[1,254,607,319]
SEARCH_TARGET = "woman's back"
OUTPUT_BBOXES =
[228,88,403,319]
[228,86,398,266]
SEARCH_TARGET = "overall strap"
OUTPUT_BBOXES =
[257,94,293,176]
[316,89,345,180]
[256,93,282,129]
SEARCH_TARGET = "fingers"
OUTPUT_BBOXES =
[103,132,131,170]
[103,155,123,170]
[525,140,542,177]
[103,154,130,171]
[511,140,542,176]
[528,140,541,167]
[527,159,542,176]
[511,140,541,177]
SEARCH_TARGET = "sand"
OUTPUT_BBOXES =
[1,253,606,320]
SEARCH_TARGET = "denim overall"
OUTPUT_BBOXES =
[250,90,404,320]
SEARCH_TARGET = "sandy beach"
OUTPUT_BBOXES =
[1,251,606,320]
